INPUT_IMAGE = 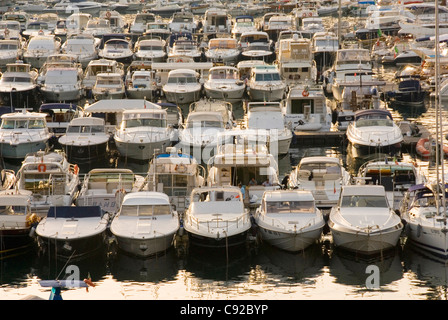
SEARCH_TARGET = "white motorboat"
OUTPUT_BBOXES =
[44,1,104,16]
[400,182,448,259]
[58,116,110,165]
[183,186,251,249]
[99,10,126,33]
[143,147,206,214]
[346,109,403,160]
[0,40,23,67]
[247,65,286,102]
[83,18,113,37]
[76,168,145,214]
[23,35,62,69]
[311,31,338,76]
[35,205,110,260]
[125,61,157,100]
[277,34,317,85]
[22,22,52,39]
[202,7,232,38]
[133,37,166,62]
[168,11,198,33]
[204,38,240,65]
[244,101,292,156]
[82,58,125,93]
[129,12,157,34]
[254,190,325,252]
[299,17,326,39]
[114,108,174,161]
[2,11,30,31]
[207,129,281,208]
[177,99,234,162]
[0,61,39,109]
[0,189,40,255]
[39,67,83,102]
[0,111,52,160]
[92,72,126,101]
[110,191,180,257]
[264,14,296,43]
[162,69,202,105]
[231,15,257,40]
[328,185,404,256]
[38,102,82,141]
[203,66,246,102]
[0,21,23,41]
[287,156,351,210]
[64,12,92,36]
[323,48,385,109]
[282,84,332,132]
[15,150,80,216]
[98,37,134,65]
[144,20,171,41]
[61,34,99,68]
[239,31,275,63]
[356,158,426,212]
[167,39,202,63]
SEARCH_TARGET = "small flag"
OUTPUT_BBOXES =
[394,45,399,58]
[334,181,336,194]
[377,29,382,37]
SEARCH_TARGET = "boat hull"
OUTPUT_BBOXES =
[248,87,285,102]
[257,224,324,252]
[115,138,171,161]
[0,228,34,253]
[61,142,108,165]
[405,221,448,260]
[330,223,402,256]
[37,231,108,260]
[0,140,48,159]
[186,229,249,249]
[113,232,177,257]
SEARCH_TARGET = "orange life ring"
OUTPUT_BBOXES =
[302,13,307,17]
[302,90,309,97]
[308,12,312,16]
[37,163,46,172]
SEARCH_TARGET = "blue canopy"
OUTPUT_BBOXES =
[47,206,103,218]
[39,103,77,111]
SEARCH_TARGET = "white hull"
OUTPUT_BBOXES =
[113,232,177,257]
[163,88,201,105]
[404,219,448,259]
[93,89,125,101]
[0,140,47,159]
[115,138,171,161]
[330,225,402,255]
[249,86,285,101]
[204,86,245,102]
[258,223,324,252]
[40,87,82,102]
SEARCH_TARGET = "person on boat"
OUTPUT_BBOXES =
[262,179,272,187]
[249,178,257,186]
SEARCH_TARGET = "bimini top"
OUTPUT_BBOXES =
[47,206,103,218]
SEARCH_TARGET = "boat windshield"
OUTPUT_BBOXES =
[123,118,166,128]
[139,45,163,51]
[340,195,388,208]
[167,76,197,84]
[67,125,104,133]
[356,118,393,127]
[186,120,223,128]
[0,205,27,215]
[0,43,18,50]
[1,76,33,83]
[265,200,315,213]
[254,73,281,81]
[120,204,171,216]
[1,119,45,129]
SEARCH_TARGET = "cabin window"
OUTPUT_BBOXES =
[340,195,388,208]
[290,99,314,114]
[0,205,27,215]
[157,174,188,196]
[120,204,171,216]
[265,200,315,214]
